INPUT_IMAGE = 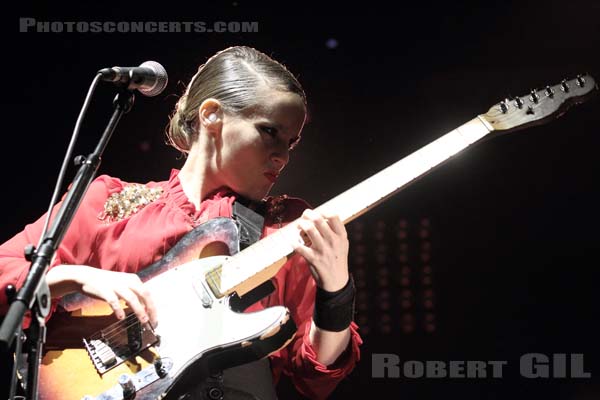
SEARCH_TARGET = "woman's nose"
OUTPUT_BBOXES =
[270,148,289,170]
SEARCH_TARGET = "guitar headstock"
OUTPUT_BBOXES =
[482,74,597,132]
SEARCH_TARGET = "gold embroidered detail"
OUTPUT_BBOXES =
[98,184,164,222]
[266,195,288,228]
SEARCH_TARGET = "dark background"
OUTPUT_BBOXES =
[1,1,599,399]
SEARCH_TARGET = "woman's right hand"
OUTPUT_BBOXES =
[46,264,158,328]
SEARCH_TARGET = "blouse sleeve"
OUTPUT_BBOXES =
[0,175,118,317]
[265,198,362,399]
[274,254,362,399]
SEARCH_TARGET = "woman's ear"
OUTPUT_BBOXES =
[198,99,223,135]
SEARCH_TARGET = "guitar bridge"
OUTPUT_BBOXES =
[83,314,160,375]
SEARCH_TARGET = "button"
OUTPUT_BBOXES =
[207,387,223,400]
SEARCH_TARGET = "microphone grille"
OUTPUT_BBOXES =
[139,61,168,97]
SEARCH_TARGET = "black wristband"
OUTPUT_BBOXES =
[313,276,356,332]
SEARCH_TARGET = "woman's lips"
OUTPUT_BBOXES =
[264,172,278,183]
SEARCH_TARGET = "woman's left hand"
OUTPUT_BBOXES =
[292,209,349,292]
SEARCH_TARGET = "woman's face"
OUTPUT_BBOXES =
[215,89,306,201]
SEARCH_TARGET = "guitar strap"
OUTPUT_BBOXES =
[232,198,266,251]
[200,198,279,400]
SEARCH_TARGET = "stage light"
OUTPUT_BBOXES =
[378,277,390,287]
[347,216,438,337]
[325,38,339,49]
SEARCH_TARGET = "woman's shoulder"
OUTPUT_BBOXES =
[87,174,173,203]
[90,174,127,192]
[91,174,166,192]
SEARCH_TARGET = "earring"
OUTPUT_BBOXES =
[208,113,217,122]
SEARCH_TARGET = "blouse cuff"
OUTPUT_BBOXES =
[299,320,363,377]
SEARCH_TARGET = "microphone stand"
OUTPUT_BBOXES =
[0,87,135,399]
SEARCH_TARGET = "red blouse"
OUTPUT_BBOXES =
[0,169,361,399]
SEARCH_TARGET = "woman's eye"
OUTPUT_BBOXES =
[261,126,277,137]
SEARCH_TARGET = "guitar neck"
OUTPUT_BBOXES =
[315,116,493,223]
[211,116,493,297]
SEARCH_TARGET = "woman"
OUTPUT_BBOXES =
[0,46,361,399]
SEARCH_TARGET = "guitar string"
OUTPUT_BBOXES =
[95,324,142,347]
[91,325,150,356]
[90,314,147,347]
[91,313,139,339]
[95,319,144,345]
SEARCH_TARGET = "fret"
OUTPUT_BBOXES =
[205,266,223,297]
[458,117,492,143]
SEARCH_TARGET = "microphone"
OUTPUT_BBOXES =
[98,61,168,97]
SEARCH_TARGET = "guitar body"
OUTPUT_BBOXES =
[37,218,297,399]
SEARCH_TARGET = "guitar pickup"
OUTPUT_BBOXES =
[83,313,160,375]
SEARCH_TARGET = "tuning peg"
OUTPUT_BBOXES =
[529,89,539,104]
[500,100,508,113]
[561,79,570,93]
[545,86,555,98]
[514,97,524,109]
[576,74,586,87]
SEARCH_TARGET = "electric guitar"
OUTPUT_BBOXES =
[36,75,597,399]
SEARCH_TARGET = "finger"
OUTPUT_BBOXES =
[82,283,126,320]
[303,209,336,243]
[292,246,323,284]
[104,292,126,321]
[297,217,325,250]
[115,287,149,324]
[130,282,158,328]
[323,213,347,237]
[292,239,316,262]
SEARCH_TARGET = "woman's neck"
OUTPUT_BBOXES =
[178,147,221,209]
